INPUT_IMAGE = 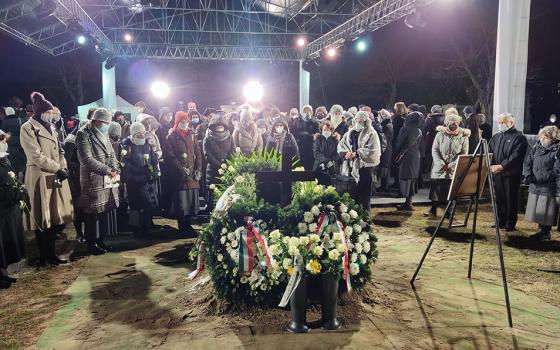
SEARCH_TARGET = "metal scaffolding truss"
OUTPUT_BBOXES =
[0,0,429,61]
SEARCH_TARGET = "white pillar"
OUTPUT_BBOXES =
[102,60,117,111]
[299,60,310,110]
[492,0,531,132]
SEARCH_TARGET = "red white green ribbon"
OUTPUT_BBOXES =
[315,212,351,292]
[188,243,205,280]
[239,222,274,276]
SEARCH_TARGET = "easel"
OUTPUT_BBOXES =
[410,139,513,327]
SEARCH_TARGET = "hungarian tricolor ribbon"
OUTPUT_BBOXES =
[239,219,274,276]
[188,242,205,280]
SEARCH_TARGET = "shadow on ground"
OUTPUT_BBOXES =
[505,234,560,252]
[372,211,413,228]
[424,226,486,243]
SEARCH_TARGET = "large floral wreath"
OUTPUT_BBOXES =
[191,150,378,305]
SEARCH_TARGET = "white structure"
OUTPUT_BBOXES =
[77,95,137,121]
[102,61,117,111]
[299,60,310,110]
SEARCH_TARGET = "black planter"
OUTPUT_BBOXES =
[286,276,309,333]
[320,274,341,330]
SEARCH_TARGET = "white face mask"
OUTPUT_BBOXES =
[498,123,509,132]
[0,142,8,155]
[275,126,284,134]
[179,122,189,130]
[41,113,53,124]
[215,126,225,133]
[131,136,145,146]
[322,131,332,138]
[354,124,365,132]
[53,114,61,123]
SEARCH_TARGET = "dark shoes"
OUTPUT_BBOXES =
[530,230,551,240]
[0,279,12,289]
[46,256,68,266]
[88,244,107,256]
[1,275,17,283]
[396,203,414,212]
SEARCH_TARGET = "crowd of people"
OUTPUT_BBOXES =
[0,91,557,290]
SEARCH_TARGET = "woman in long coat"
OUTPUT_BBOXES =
[165,111,203,235]
[121,122,159,239]
[0,131,27,288]
[264,118,300,160]
[232,109,263,156]
[20,92,73,266]
[338,111,381,211]
[425,113,470,217]
[391,102,408,188]
[394,111,423,211]
[313,121,340,186]
[203,114,234,211]
[76,108,120,255]
[523,126,560,240]
[376,109,393,192]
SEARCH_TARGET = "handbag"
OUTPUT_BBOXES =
[333,159,357,194]
[394,133,421,167]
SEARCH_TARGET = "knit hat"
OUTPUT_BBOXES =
[240,109,252,124]
[444,113,462,125]
[463,105,475,116]
[430,105,443,114]
[130,122,145,136]
[348,106,358,115]
[30,91,54,117]
[408,103,420,112]
[91,108,112,123]
[330,104,343,114]
[108,121,122,138]
[4,107,15,116]
[302,105,313,115]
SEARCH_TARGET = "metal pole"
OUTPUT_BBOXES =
[468,141,485,278]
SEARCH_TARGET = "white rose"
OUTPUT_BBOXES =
[363,241,371,253]
[220,236,227,244]
[299,236,309,246]
[332,232,342,241]
[228,165,235,172]
[303,212,314,223]
[120,149,128,156]
[229,250,238,261]
[269,244,279,256]
[349,209,358,219]
[344,226,353,236]
[283,258,292,269]
[143,154,149,160]
[297,223,308,234]
[354,242,363,254]
[339,203,348,213]
[308,223,318,233]
[360,254,367,265]
[289,236,300,247]
[221,228,228,234]
[270,229,281,241]
[311,205,320,216]
[349,263,360,276]
[341,213,351,223]
[336,243,344,252]
[235,175,244,183]
[360,219,367,228]
[227,232,235,241]
[217,254,223,262]
[240,276,249,284]
[308,234,320,244]
[328,249,340,261]
[282,236,290,244]
[313,246,324,256]
[221,163,227,169]
[209,184,216,190]
[351,253,358,263]
[353,224,362,234]
[218,168,225,175]
[358,234,366,244]
[231,240,239,249]
[288,245,300,257]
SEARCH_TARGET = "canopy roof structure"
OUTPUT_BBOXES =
[0,0,433,61]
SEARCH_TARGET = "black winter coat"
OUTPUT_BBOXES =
[203,117,234,185]
[264,132,300,160]
[312,134,339,173]
[1,114,27,174]
[291,117,319,170]
[391,114,406,149]
[333,122,349,138]
[395,114,422,179]
[523,142,560,197]
[489,127,528,177]
[120,138,159,210]
[379,119,394,172]
[63,138,81,202]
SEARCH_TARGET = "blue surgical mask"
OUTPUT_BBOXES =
[131,136,146,146]
[498,123,508,132]
[97,123,110,134]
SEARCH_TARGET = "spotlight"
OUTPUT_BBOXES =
[243,81,264,102]
[151,81,170,99]
[104,57,116,70]
[296,37,306,47]
[124,33,133,42]
[77,35,87,45]
[326,47,337,58]
[356,40,367,52]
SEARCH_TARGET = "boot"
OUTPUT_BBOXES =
[45,229,68,265]
[182,216,197,237]
[423,205,437,218]
[530,228,551,240]
[87,243,107,256]
[320,274,341,330]
[286,276,309,333]
[35,230,48,266]
[96,239,112,252]
[397,199,414,212]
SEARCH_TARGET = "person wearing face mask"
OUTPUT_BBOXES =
[75,108,120,255]
[192,110,207,142]
[265,118,300,160]
[488,113,528,231]
[51,107,67,145]
[291,106,319,171]
[315,106,328,122]
[337,111,381,211]
[203,115,234,210]
[376,109,394,192]
[329,105,349,138]
[255,119,270,145]
[20,92,73,266]
[390,102,408,190]
[0,130,28,289]
[120,122,159,239]
[113,111,131,140]
[393,111,423,211]
[423,105,445,174]
[107,122,122,156]
[233,109,263,156]
[302,105,314,121]
[165,111,202,235]
[1,106,27,180]
[313,121,340,185]
[424,113,470,217]
[523,126,560,240]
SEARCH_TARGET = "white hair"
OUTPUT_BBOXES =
[498,113,515,124]
[538,125,560,140]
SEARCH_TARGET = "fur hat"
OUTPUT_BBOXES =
[302,105,313,115]
[330,104,343,114]
[240,109,252,124]
[30,91,54,117]
[379,109,392,120]
[108,121,122,138]
[130,122,146,136]
[444,113,462,125]
[137,113,160,129]
[91,108,112,123]
[4,107,15,116]
[316,106,327,115]
[348,106,358,115]
[430,105,443,114]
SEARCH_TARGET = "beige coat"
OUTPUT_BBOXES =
[20,118,73,231]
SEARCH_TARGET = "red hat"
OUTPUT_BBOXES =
[30,91,54,117]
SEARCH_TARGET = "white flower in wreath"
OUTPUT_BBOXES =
[313,246,323,256]
[7,171,16,178]
[218,168,225,175]
[303,212,314,223]
[228,165,235,172]
[328,249,340,261]
[336,243,344,252]
[347,241,354,250]
[231,239,239,249]
[220,236,227,245]
[235,175,244,183]
[341,213,351,223]
[332,232,342,242]
[311,205,320,216]
[209,184,216,190]
[344,226,353,236]
[351,252,358,263]
[299,236,310,246]
[357,233,367,244]
[269,244,279,256]
[282,236,290,244]
[313,185,323,194]
[221,163,227,170]
[233,267,239,275]
[289,236,300,247]
[288,245,300,257]
[227,232,236,241]
[230,250,238,261]
[360,219,367,228]
[349,209,358,219]
[349,263,360,276]
[354,242,363,254]
[297,223,308,234]
[360,254,368,265]
[353,224,363,234]
[120,149,128,157]
[309,234,320,244]
[283,258,292,269]
[308,223,318,233]
[270,229,281,241]
[363,241,371,253]
[326,204,335,211]
[240,276,248,284]
[221,228,228,234]
[339,203,348,213]
[217,254,223,262]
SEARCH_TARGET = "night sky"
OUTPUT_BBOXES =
[0,0,558,132]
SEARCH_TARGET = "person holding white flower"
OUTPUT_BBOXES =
[0,130,27,289]
[337,111,381,211]
[121,122,160,239]
[313,121,340,186]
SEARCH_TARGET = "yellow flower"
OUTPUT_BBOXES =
[287,267,294,276]
[305,259,321,274]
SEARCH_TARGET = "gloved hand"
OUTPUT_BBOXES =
[194,171,202,181]
[56,168,68,181]
[326,160,334,168]
[182,167,190,178]
[319,163,325,171]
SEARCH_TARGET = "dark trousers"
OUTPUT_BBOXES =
[353,167,373,211]
[494,175,521,228]
[35,227,58,262]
